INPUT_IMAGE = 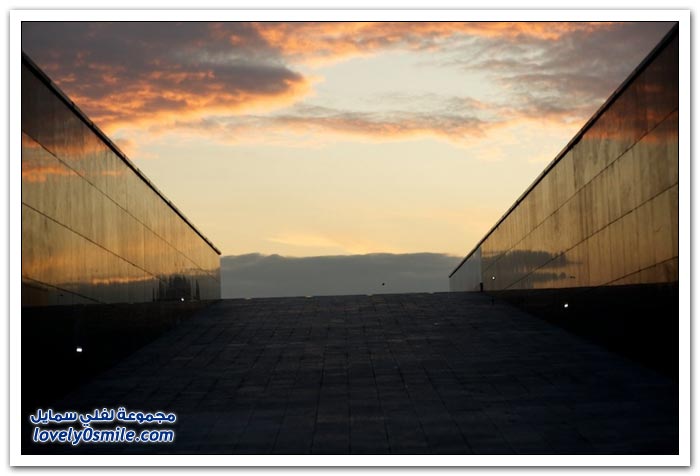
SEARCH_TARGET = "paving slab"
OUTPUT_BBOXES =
[23,292,678,455]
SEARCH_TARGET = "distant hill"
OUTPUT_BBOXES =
[220,253,462,298]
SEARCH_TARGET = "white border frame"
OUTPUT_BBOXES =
[9,9,690,467]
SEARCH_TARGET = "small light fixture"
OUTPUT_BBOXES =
[491,276,496,280]
[76,347,83,353]
[180,297,185,302]
[564,303,569,309]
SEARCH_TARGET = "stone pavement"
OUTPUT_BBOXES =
[27,292,678,455]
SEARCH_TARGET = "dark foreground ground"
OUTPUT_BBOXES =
[23,292,678,455]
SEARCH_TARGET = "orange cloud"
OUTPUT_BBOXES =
[60,65,315,135]
[253,22,615,64]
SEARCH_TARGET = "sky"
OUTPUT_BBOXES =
[22,21,676,258]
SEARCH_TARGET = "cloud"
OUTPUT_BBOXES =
[272,104,491,140]
[251,21,617,65]
[21,21,676,150]
[22,22,313,133]
[221,252,462,298]
[448,22,677,125]
[128,87,595,150]
[148,102,495,147]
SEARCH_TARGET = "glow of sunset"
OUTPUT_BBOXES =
[21,21,675,257]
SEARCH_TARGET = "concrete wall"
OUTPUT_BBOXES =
[21,54,221,306]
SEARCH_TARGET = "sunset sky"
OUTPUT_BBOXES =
[21,21,675,257]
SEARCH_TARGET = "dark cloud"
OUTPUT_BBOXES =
[21,22,310,130]
[221,253,462,298]
[450,22,677,123]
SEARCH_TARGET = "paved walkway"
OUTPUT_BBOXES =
[28,293,678,454]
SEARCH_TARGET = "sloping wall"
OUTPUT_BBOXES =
[450,26,678,295]
[448,25,679,376]
[22,54,221,305]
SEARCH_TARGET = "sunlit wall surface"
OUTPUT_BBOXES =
[449,26,678,294]
[21,54,221,306]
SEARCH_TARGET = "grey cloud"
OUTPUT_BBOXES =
[154,102,494,142]
[221,253,462,299]
[448,22,677,122]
